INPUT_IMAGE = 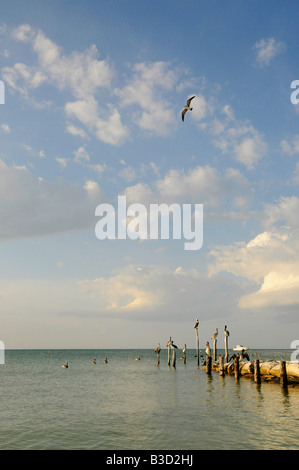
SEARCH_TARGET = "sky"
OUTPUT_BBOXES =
[0,0,299,349]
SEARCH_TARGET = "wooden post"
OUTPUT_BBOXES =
[172,347,176,368]
[254,359,261,384]
[234,355,240,380]
[155,343,161,365]
[213,338,217,363]
[195,327,199,367]
[206,355,212,375]
[167,337,171,366]
[280,361,288,388]
[224,325,229,363]
[224,335,228,363]
[183,344,187,365]
[219,354,225,376]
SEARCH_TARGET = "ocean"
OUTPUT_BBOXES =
[0,348,298,450]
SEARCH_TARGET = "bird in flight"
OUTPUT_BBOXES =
[182,95,195,121]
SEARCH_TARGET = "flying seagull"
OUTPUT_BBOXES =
[182,95,195,121]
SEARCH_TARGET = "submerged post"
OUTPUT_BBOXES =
[206,355,212,375]
[280,361,288,389]
[219,354,225,376]
[254,359,261,384]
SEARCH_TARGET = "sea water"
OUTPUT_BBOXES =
[0,349,298,450]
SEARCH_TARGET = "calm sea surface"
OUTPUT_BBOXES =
[0,349,298,450]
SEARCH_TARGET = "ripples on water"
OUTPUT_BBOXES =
[0,349,298,450]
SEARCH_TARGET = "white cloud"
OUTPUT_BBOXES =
[116,61,177,135]
[280,135,299,155]
[208,206,299,310]
[123,164,254,218]
[118,166,136,182]
[74,146,90,163]
[66,124,88,139]
[77,264,243,320]
[56,156,69,168]
[1,123,11,133]
[234,133,267,169]
[5,24,128,145]
[254,37,285,67]
[263,195,299,229]
[65,98,128,145]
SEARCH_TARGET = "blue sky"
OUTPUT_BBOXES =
[0,0,299,349]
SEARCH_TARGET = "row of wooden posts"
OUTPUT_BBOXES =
[155,322,229,368]
[155,322,290,389]
[205,355,289,389]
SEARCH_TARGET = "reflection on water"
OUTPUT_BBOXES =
[0,349,298,450]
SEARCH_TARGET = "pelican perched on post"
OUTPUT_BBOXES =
[182,95,195,121]
[155,343,161,354]
[205,342,211,357]
[224,325,229,363]
[194,318,199,329]
[211,328,218,340]
[171,341,178,349]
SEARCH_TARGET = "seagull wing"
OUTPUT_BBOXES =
[186,95,195,107]
[182,109,187,121]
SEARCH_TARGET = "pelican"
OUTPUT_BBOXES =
[166,338,172,347]
[182,95,195,121]
[171,341,178,349]
[211,328,218,339]
[182,345,186,354]
[62,362,68,369]
[241,349,250,361]
[205,342,211,357]
[155,343,161,354]
[224,325,230,337]
[194,318,199,329]
[135,356,141,360]
[104,358,108,363]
